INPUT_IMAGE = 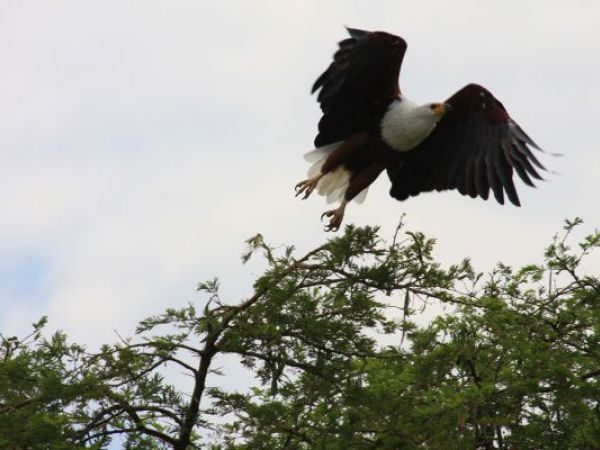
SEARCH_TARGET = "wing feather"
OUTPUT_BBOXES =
[312,28,407,147]
[387,84,546,206]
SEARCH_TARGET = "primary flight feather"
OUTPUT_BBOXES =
[296,28,546,231]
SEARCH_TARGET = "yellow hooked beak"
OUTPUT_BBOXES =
[433,103,452,116]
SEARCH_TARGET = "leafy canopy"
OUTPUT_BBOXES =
[1,218,600,449]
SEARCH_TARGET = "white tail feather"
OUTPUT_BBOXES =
[322,170,349,204]
[318,168,348,195]
[302,141,369,204]
[303,142,342,163]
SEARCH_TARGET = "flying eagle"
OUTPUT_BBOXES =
[295,28,546,231]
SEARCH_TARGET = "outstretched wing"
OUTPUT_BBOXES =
[312,28,407,147]
[387,84,546,206]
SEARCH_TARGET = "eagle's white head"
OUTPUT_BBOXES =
[381,98,451,152]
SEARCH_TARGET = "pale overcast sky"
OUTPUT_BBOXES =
[1,1,599,347]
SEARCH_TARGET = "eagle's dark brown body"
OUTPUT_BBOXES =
[296,28,546,231]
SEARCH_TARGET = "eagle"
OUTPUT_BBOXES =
[295,28,546,231]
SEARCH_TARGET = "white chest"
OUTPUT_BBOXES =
[380,98,438,152]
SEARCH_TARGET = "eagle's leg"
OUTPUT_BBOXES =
[321,199,347,232]
[297,133,369,201]
[295,174,323,199]
[320,162,386,232]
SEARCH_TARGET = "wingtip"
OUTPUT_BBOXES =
[311,72,327,95]
[345,26,369,39]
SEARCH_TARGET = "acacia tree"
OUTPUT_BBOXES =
[1,219,600,449]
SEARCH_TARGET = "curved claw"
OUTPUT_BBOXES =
[321,208,344,232]
[295,178,320,200]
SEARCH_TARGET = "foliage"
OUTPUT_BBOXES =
[0,317,103,449]
[1,219,600,449]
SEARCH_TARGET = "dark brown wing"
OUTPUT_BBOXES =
[387,84,545,206]
[312,27,407,147]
